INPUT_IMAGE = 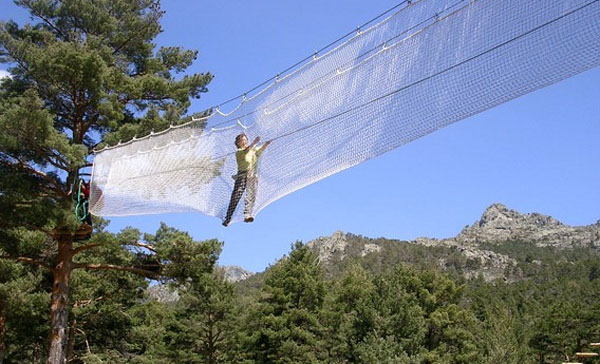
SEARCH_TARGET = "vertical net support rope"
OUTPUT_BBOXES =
[90,0,600,223]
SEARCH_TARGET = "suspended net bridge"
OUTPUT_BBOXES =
[90,0,600,223]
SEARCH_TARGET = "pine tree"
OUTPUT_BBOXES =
[125,298,178,364]
[141,224,237,364]
[166,271,237,364]
[64,235,150,363]
[0,260,49,363]
[325,264,380,362]
[0,1,213,362]
[529,262,600,364]
[242,241,328,364]
[393,267,480,364]
[372,266,480,363]
[479,306,535,364]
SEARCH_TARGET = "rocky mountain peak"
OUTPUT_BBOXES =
[477,203,562,230]
[222,265,254,283]
[306,230,348,264]
[453,203,597,250]
[478,203,511,227]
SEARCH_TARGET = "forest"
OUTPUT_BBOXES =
[2,227,600,363]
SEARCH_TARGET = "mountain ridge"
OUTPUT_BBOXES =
[412,203,599,248]
[285,203,599,282]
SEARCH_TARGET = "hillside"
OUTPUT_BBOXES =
[133,203,600,364]
[238,203,600,288]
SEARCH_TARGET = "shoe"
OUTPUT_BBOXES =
[222,219,230,227]
[244,216,254,223]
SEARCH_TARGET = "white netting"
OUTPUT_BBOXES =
[90,0,600,223]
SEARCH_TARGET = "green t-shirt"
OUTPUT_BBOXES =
[236,144,266,173]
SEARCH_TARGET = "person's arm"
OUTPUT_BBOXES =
[256,140,272,156]
[243,137,259,152]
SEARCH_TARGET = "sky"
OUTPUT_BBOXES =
[2,0,599,272]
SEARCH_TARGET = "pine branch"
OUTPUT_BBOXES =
[6,45,72,98]
[112,8,163,56]
[40,147,70,171]
[126,241,158,253]
[73,296,104,309]
[71,241,157,256]
[88,141,102,153]
[75,328,91,355]
[82,114,100,135]
[70,243,102,255]
[15,143,70,174]
[0,255,53,271]
[1,159,67,198]
[1,222,53,237]
[73,263,159,278]
[19,0,69,41]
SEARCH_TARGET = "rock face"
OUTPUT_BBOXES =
[453,203,599,248]
[222,265,254,283]
[305,203,600,281]
[306,231,383,263]
[306,231,349,264]
[146,284,180,303]
[410,203,599,249]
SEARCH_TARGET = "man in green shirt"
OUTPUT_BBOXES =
[223,133,271,226]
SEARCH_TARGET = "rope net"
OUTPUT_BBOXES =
[90,0,600,223]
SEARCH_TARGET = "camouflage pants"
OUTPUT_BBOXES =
[224,170,257,222]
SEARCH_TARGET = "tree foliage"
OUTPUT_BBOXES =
[0,1,213,361]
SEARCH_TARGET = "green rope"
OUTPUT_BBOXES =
[73,179,90,223]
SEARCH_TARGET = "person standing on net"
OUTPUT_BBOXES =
[223,133,271,226]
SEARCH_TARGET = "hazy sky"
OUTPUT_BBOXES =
[2,1,599,272]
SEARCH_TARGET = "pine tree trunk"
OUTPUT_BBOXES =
[207,320,215,364]
[47,235,73,364]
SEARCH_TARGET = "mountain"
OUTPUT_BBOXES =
[221,265,255,282]
[449,203,600,248]
[303,203,599,282]
[146,284,179,303]
[146,266,254,304]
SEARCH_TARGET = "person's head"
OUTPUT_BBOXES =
[235,133,248,148]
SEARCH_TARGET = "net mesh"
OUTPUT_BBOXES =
[90,0,600,223]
